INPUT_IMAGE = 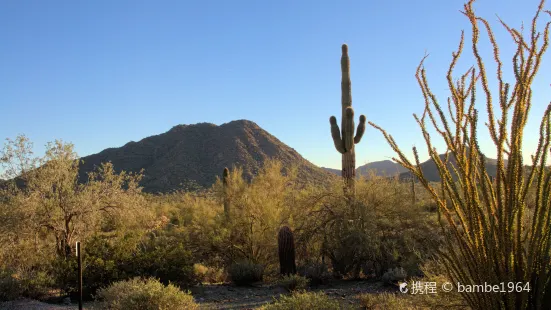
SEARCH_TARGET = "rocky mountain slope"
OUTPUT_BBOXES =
[322,160,407,177]
[78,120,335,193]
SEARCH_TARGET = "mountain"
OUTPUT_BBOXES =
[398,152,507,182]
[321,167,341,176]
[323,154,510,182]
[357,160,408,177]
[322,160,407,177]
[78,120,336,193]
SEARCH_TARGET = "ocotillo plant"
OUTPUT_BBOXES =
[223,167,230,222]
[330,44,366,197]
[370,1,551,308]
[278,226,296,275]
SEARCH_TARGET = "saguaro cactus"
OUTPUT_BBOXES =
[223,167,230,222]
[278,226,296,275]
[330,44,366,196]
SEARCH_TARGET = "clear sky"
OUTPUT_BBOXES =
[1,0,549,169]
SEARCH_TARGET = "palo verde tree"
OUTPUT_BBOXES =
[1,135,147,259]
[370,0,551,308]
[329,44,366,197]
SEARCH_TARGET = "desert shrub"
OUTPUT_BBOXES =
[95,277,199,310]
[5,267,54,300]
[228,260,264,286]
[52,230,197,299]
[260,291,344,310]
[209,161,303,272]
[381,267,408,285]
[193,263,226,284]
[297,261,332,286]
[51,232,141,298]
[306,177,442,280]
[277,274,309,292]
[131,233,197,288]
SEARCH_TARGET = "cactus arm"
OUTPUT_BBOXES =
[330,116,345,154]
[354,115,366,144]
[344,107,355,151]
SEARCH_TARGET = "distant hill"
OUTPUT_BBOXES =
[78,120,336,193]
[321,167,342,176]
[322,160,407,177]
[323,154,511,182]
[398,153,507,182]
[357,160,408,177]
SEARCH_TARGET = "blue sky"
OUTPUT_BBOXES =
[1,0,549,169]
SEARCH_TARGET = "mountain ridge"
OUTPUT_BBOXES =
[78,119,336,193]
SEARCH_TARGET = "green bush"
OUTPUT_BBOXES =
[277,274,309,292]
[297,261,331,286]
[51,231,197,299]
[132,234,198,288]
[51,233,140,298]
[228,260,264,286]
[260,291,344,310]
[95,277,199,310]
[11,268,54,300]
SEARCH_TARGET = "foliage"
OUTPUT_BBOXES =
[228,260,264,286]
[295,174,442,279]
[52,230,197,298]
[277,274,309,292]
[260,291,345,310]
[0,136,443,303]
[0,136,149,259]
[193,264,226,284]
[95,277,199,310]
[297,261,332,286]
[370,0,551,308]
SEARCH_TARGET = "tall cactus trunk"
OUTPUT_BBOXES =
[223,167,230,222]
[278,226,296,275]
[342,149,356,196]
[330,44,366,201]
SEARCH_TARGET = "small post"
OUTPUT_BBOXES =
[76,241,83,310]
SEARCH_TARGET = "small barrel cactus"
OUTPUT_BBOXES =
[278,226,297,275]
